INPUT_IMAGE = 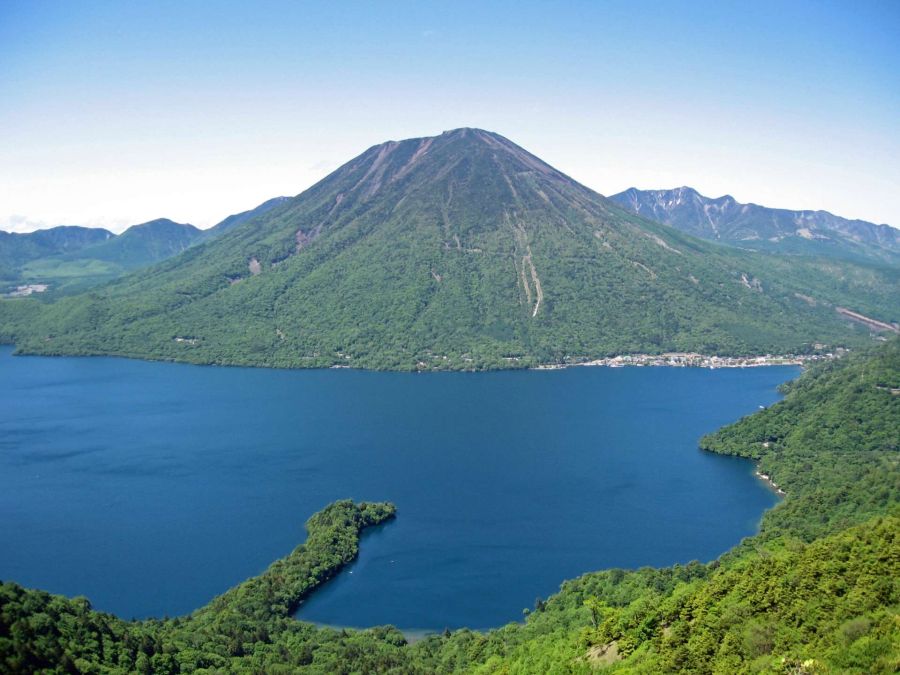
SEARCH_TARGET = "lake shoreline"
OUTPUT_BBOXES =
[754,469,787,496]
[0,346,794,628]
[304,622,447,644]
[2,341,839,373]
[532,351,839,371]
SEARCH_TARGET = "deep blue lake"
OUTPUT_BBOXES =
[0,346,793,630]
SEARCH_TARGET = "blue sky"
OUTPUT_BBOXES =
[1,0,898,231]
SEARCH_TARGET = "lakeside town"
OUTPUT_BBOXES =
[535,350,843,370]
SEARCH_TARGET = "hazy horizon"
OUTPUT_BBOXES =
[2,0,898,234]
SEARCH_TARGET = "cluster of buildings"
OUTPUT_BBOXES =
[5,283,49,297]
[538,351,840,370]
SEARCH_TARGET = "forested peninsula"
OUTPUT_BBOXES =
[2,339,898,673]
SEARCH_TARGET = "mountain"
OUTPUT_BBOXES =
[5,218,206,294]
[3,203,292,294]
[64,218,204,269]
[3,128,898,368]
[207,196,291,236]
[0,226,113,276]
[610,186,900,264]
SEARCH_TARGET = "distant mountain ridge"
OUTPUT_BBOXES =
[610,186,900,263]
[5,128,897,369]
[0,226,113,272]
[1,199,291,293]
[64,218,204,269]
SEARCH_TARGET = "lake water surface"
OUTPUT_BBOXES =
[0,346,792,629]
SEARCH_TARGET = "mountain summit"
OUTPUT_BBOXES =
[6,129,897,368]
[68,218,204,269]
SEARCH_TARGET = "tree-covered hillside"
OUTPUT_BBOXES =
[60,219,203,270]
[0,226,114,288]
[2,339,898,673]
[701,337,900,543]
[1,220,205,296]
[2,200,291,296]
[2,129,897,369]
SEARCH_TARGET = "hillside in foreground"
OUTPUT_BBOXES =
[2,338,897,673]
[1,129,898,370]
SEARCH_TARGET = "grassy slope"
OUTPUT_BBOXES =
[2,130,896,369]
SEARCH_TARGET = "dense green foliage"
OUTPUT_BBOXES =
[582,516,899,673]
[1,500,399,673]
[610,187,900,266]
[701,339,900,542]
[2,129,896,368]
[57,219,204,271]
[2,339,898,673]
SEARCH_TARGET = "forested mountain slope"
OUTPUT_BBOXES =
[206,196,291,236]
[61,218,204,269]
[2,339,898,673]
[0,226,113,279]
[2,129,897,369]
[3,219,204,295]
[2,200,291,295]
